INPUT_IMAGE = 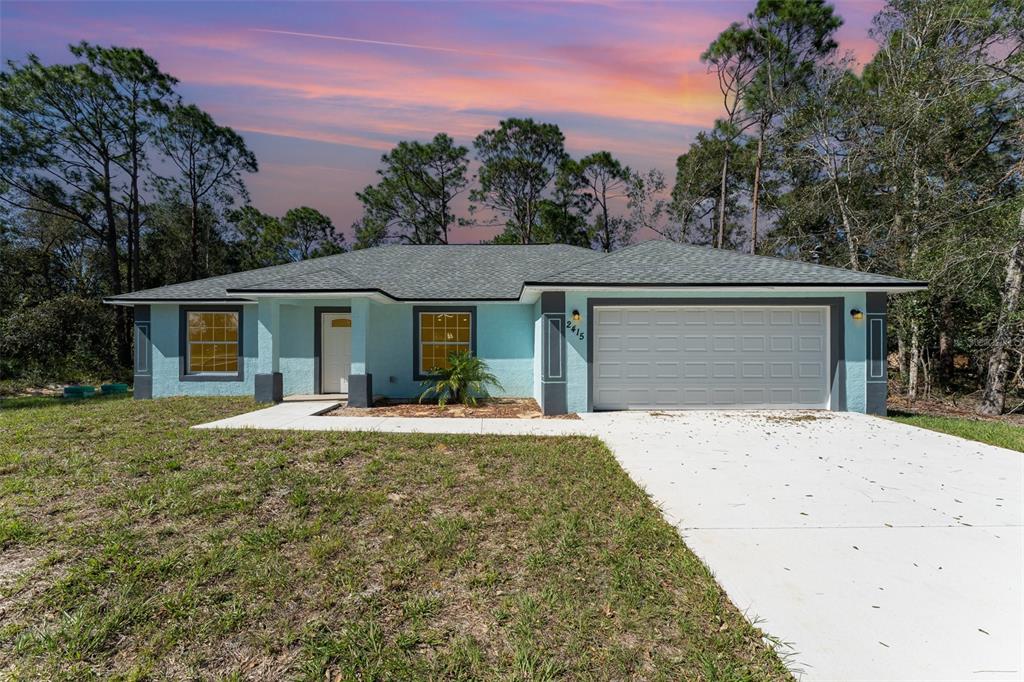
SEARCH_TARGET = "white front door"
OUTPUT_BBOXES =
[321,313,352,394]
[592,305,830,410]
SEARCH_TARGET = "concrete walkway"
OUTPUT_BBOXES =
[194,402,1024,680]
[193,400,593,436]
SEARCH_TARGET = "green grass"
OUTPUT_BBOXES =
[0,396,789,680]
[888,411,1024,452]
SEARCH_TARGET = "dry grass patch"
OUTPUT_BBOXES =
[0,395,789,680]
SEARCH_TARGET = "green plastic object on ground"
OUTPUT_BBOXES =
[100,383,128,395]
[63,385,96,398]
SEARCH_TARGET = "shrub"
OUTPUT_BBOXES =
[418,351,502,407]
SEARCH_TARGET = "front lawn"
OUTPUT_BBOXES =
[0,396,788,680]
[888,410,1024,453]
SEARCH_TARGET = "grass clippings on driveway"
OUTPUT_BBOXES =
[0,395,789,680]
[888,410,1024,453]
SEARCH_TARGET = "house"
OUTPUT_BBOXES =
[104,240,926,415]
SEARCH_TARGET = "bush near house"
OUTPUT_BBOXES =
[418,351,503,407]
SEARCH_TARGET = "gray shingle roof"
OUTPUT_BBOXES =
[107,244,601,302]
[105,241,924,303]
[531,240,925,288]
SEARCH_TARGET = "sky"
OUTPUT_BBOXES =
[1,0,884,243]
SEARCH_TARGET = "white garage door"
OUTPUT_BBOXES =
[593,305,830,410]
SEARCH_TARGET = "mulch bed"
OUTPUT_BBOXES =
[326,397,580,420]
[888,392,1024,425]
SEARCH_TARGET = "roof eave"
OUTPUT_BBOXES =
[521,281,928,294]
[103,297,258,306]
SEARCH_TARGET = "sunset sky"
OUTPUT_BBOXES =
[2,0,883,242]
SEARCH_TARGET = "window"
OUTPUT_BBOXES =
[186,311,239,375]
[418,311,472,374]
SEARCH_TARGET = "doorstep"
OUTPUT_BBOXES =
[282,394,346,402]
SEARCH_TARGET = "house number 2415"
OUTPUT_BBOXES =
[565,320,585,340]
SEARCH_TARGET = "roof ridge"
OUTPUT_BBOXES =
[527,239,668,282]
[662,241,907,279]
[238,263,368,290]
[527,246,614,281]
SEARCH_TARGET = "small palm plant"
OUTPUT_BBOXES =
[418,351,503,407]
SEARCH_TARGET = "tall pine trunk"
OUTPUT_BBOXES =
[189,192,199,279]
[978,207,1024,416]
[907,320,920,401]
[937,295,955,389]
[750,125,765,254]
[101,159,130,368]
[717,151,730,249]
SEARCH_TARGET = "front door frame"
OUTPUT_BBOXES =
[314,306,351,395]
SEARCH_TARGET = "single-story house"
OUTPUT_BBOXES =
[105,240,926,415]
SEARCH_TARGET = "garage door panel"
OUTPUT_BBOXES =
[712,335,737,352]
[593,305,829,410]
[740,336,766,352]
[712,362,737,378]
[741,362,765,378]
[597,309,623,326]
[798,335,823,352]
[683,335,708,351]
[799,362,823,378]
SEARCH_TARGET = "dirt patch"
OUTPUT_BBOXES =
[888,393,1024,425]
[326,397,580,420]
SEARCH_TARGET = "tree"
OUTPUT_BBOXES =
[702,24,760,248]
[1,50,138,363]
[227,206,290,271]
[670,127,753,248]
[744,0,841,253]
[157,103,257,279]
[861,0,1023,403]
[71,42,177,290]
[354,133,469,247]
[770,60,872,269]
[628,169,672,243]
[471,118,567,244]
[282,206,345,259]
[561,151,636,252]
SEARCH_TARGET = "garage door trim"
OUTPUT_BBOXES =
[585,297,845,412]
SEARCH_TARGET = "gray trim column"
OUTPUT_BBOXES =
[133,305,152,399]
[540,291,568,415]
[865,292,888,415]
[347,374,373,407]
[254,372,283,403]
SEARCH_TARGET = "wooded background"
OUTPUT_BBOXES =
[2,0,1022,415]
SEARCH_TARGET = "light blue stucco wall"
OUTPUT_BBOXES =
[366,301,535,399]
[150,303,258,397]
[563,290,870,414]
[146,291,870,412]
[149,299,535,400]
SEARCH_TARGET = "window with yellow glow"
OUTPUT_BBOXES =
[419,312,471,373]
[187,311,239,374]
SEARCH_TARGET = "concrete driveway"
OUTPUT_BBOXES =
[580,411,1023,681]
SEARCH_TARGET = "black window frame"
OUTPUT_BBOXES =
[412,305,477,380]
[178,305,245,382]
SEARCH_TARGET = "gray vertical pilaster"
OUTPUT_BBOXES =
[866,292,888,415]
[540,291,567,415]
[133,305,152,399]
